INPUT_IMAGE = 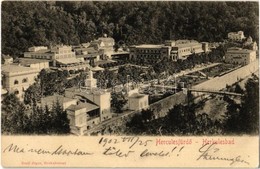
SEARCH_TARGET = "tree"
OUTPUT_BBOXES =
[1,94,30,134]
[24,83,41,105]
[167,104,188,134]
[234,83,244,94]
[224,98,241,134]
[141,109,154,122]
[223,77,259,135]
[239,78,259,134]
[126,114,146,134]
[111,92,127,113]
[195,113,215,135]
[2,1,259,57]
[50,100,70,134]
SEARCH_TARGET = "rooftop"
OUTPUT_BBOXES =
[95,59,116,65]
[18,58,50,65]
[76,54,98,59]
[136,44,163,48]
[67,102,99,112]
[41,95,76,104]
[86,47,99,53]
[129,93,147,99]
[97,37,115,44]
[56,57,81,65]
[2,64,39,73]
[25,49,52,54]
[226,48,255,54]
[175,42,202,48]
[91,65,104,71]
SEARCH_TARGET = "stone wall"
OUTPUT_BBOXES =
[89,92,188,135]
[149,92,187,118]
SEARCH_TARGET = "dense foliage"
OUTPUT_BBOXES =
[126,103,223,135]
[24,69,87,105]
[2,94,70,135]
[2,1,258,57]
[225,75,259,134]
[111,92,127,113]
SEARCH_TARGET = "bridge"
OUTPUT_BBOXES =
[188,88,243,97]
[146,84,242,97]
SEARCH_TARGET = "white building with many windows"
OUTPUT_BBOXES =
[228,31,246,41]
[225,47,256,65]
[129,40,208,61]
[24,45,89,70]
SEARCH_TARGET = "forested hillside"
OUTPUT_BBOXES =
[1,1,259,57]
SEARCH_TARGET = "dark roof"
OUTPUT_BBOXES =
[41,95,76,104]
[19,58,50,64]
[128,93,147,99]
[67,102,99,112]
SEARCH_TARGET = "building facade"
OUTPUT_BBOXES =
[127,88,149,111]
[128,93,149,111]
[129,40,208,61]
[24,45,89,71]
[97,34,115,59]
[171,42,205,60]
[228,31,246,41]
[225,47,256,65]
[129,44,171,61]
[2,65,39,100]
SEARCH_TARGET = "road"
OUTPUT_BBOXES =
[167,62,221,79]
[140,62,221,88]
[192,59,259,91]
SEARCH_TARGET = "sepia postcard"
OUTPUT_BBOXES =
[1,0,259,168]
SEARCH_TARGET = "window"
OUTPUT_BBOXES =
[14,80,19,85]
[22,78,28,83]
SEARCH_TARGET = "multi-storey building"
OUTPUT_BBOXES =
[171,42,205,60]
[2,65,39,100]
[130,40,208,61]
[228,31,246,41]
[24,45,89,71]
[129,44,171,60]
[96,34,115,59]
[225,47,256,65]
[73,35,115,65]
